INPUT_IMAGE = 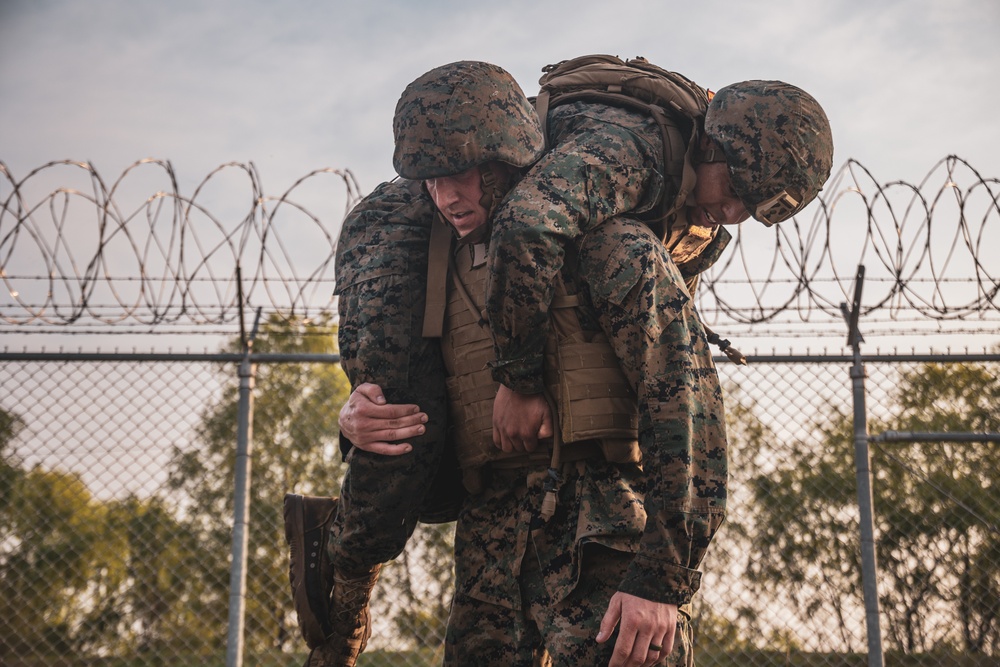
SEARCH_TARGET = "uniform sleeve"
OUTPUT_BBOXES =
[485,111,665,393]
[333,180,457,532]
[335,179,437,391]
[335,178,449,461]
[578,218,728,605]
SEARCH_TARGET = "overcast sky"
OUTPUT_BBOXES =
[2,0,999,194]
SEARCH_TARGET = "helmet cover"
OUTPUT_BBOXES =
[706,80,833,224]
[392,61,545,180]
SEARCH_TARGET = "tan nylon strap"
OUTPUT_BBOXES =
[648,105,692,229]
[551,294,581,309]
[534,90,551,151]
[422,215,452,338]
[449,254,487,330]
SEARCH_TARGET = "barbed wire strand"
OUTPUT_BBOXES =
[1,156,997,339]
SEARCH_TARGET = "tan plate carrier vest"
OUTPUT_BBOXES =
[425,217,640,497]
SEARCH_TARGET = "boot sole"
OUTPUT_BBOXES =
[284,493,333,648]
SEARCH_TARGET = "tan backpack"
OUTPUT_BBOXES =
[535,54,712,224]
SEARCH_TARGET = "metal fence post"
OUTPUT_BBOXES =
[225,354,256,667]
[226,299,262,667]
[842,265,885,667]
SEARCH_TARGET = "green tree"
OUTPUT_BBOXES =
[697,386,813,654]
[877,362,1000,654]
[0,457,115,654]
[747,360,1000,655]
[0,407,25,517]
[76,495,210,656]
[168,314,350,652]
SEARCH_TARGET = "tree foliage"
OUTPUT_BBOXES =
[742,361,1000,655]
[168,314,351,651]
[0,459,111,653]
[0,406,209,656]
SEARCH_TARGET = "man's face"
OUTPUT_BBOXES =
[425,166,489,238]
[689,161,751,228]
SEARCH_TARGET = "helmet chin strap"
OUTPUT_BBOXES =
[479,164,498,213]
[477,162,517,220]
[695,136,728,164]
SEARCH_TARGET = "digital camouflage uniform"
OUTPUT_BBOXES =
[332,178,459,574]
[326,61,831,666]
[383,60,735,667]
[332,92,728,585]
[486,79,835,392]
[486,100,688,394]
[444,215,724,667]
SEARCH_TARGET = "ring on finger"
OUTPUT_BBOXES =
[649,643,663,652]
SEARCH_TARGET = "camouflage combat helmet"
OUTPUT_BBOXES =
[392,61,545,181]
[705,81,833,226]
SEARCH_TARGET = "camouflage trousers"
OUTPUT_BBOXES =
[331,177,462,574]
[329,339,459,574]
[445,541,693,667]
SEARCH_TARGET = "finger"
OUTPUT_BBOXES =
[662,618,677,654]
[350,441,413,456]
[358,401,423,420]
[595,595,622,645]
[498,431,516,454]
[358,410,427,429]
[537,408,554,439]
[640,636,667,667]
[341,407,426,443]
[354,420,426,444]
[608,630,640,667]
[640,646,660,667]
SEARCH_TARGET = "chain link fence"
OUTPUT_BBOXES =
[2,350,997,666]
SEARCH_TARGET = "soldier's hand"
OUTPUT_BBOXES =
[596,592,676,667]
[492,384,553,453]
[338,383,427,455]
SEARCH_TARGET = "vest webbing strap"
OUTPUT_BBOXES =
[422,215,452,338]
[535,90,552,151]
[551,294,581,309]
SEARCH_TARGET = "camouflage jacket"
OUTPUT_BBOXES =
[486,100,731,394]
[457,216,727,608]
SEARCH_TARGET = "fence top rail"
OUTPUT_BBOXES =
[724,353,1000,364]
[1,351,997,364]
[0,351,342,363]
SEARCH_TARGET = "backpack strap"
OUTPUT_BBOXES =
[422,214,452,338]
[534,90,552,151]
[647,104,693,227]
[535,55,710,234]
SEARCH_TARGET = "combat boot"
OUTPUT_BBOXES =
[284,493,337,648]
[299,563,382,667]
[326,563,382,662]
